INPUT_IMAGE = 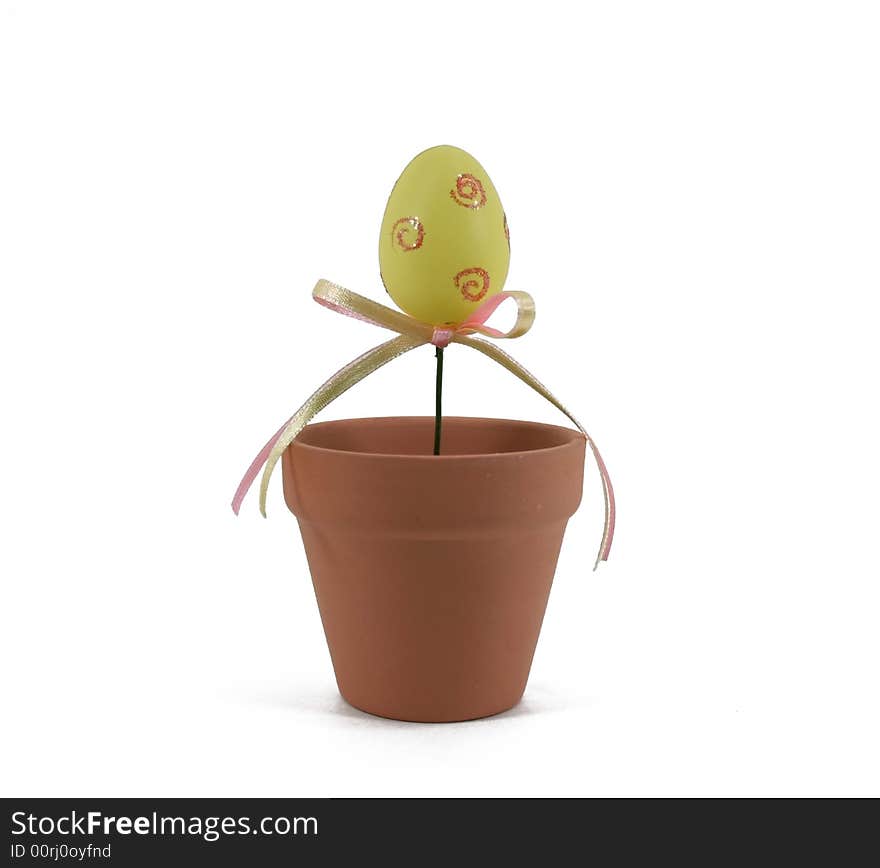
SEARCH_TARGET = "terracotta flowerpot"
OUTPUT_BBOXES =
[281,416,585,723]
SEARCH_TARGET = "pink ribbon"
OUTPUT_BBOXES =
[232,418,292,516]
[429,292,524,347]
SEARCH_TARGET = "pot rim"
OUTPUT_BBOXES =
[290,415,586,461]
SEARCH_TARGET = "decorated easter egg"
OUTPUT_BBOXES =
[379,145,510,326]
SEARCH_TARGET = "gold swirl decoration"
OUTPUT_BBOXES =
[454,267,490,302]
[391,216,425,251]
[449,173,487,209]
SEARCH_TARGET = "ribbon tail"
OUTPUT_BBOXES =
[254,334,426,516]
[455,335,615,570]
[231,418,295,515]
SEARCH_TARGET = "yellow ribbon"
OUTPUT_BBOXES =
[233,279,615,569]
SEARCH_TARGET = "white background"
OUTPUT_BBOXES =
[1,1,878,797]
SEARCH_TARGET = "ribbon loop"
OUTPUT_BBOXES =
[457,289,536,340]
[233,280,615,568]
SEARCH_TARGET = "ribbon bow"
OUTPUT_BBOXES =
[232,279,615,569]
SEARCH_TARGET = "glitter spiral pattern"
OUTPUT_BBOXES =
[391,216,425,251]
[454,267,490,302]
[449,173,487,209]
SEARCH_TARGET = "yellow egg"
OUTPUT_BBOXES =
[379,145,510,326]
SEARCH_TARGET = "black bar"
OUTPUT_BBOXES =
[2,797,876,865]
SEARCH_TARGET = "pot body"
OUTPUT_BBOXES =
[282,416,585,722]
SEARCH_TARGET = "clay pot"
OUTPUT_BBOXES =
[281,416,585,723]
